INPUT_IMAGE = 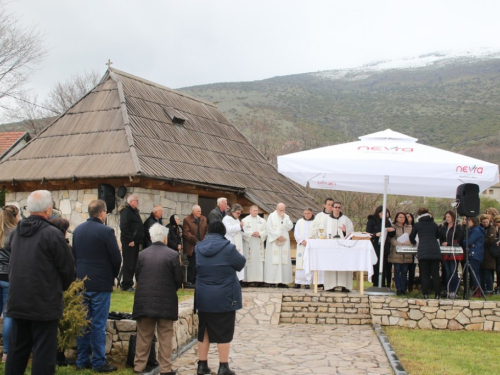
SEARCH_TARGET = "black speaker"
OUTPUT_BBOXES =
[98,184,116,213]
[456,183,480,217]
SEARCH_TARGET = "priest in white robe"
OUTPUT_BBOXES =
[324,202,355,292]
[241,205,267,283]
[311,198,334,238]
[222,203,245,281]
[264,203,294,287]
[293,208,324,288]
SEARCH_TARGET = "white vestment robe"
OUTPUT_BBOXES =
[241,215,267,282]
[264,211,294,284]
[324,214,355,290]
[223,215,245,281]
[294,218,324,285]
[311,211,331,238]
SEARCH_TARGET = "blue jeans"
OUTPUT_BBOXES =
[76,292,111,369]
[393,263,409,292]
[0,280,12,354]
[443,260,459,294]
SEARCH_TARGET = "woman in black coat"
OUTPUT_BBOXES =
[410,208,441,299]
[166,214,182,252]
[439,210,463,298]
[366,206,395,287]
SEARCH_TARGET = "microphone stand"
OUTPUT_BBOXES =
[333,216,340,238]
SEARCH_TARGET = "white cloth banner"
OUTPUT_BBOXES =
[303,239,378,282]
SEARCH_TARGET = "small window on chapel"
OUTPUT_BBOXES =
[163,108,186,125]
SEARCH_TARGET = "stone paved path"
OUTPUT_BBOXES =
[172,323,393,375]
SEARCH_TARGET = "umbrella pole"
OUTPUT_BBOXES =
[365,176,395,296]
[379,176,388,287]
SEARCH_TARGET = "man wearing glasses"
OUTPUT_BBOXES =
[119,195,144,292]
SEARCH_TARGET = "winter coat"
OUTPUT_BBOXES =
[143,213,163,249]
[119,203,145,244]
[366,215,395,254]
[133,242,183,321]
[388,224,414,264]
[439,222,464,261]
[482,224,496,269]
[73,217,122,292]
[409,214,441,260]
[208,207,225,225]
[166,215,182,252]
[6,215,75,321]
[464,225,485,263]
[195,233,246,313]
[182,214,207,256]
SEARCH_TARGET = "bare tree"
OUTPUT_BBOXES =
[3,70,101,134]
[0,1,46,104]
[2,92,56,134]
[42,70,100,114]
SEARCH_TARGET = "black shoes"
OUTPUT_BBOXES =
[305,285,310,289]
[293,284,301,289]
[95,362,118,373]
[197,360,211,375]
[217,362,235,375]
[277,283,289,288]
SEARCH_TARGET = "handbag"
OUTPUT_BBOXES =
[126,334,159,368]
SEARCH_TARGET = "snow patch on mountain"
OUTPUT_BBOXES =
[313,48,500,81]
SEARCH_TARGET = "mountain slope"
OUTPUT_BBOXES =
[180,54,500,165]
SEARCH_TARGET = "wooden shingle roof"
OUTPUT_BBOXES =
[0,69,318,220]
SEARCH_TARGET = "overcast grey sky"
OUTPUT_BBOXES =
[6,0,500,100]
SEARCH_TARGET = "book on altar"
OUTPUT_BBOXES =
[346,232,372,240]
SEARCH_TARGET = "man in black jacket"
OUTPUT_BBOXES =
[143,205,163,248]
[119,194,145,291]
[73,200,122,372]
[6,190,75,375]
[133,223,182,375]
[208,197,227,224]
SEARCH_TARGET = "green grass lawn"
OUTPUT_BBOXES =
[385,327,500,375]
[110,288,194,313]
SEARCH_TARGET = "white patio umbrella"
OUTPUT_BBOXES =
[278,129,499,289]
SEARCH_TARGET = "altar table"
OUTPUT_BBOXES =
[303,239,378,294]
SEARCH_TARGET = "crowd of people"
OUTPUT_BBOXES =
[1,189,500,375]
[370,206,500,299]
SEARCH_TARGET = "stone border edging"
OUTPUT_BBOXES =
[373,323,407,375]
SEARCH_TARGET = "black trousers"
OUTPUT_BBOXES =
[121,241,140,290]
[6,318,59,375]
[419,259,441,296]
[407,262,416,291]
[187,251,197,284]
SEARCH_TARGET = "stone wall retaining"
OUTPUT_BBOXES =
[106,300,197,356]
[369,296,500,331]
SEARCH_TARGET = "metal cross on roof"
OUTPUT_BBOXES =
[106,59,113,68]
